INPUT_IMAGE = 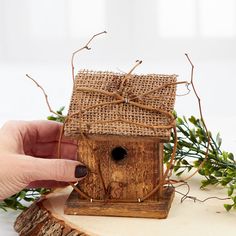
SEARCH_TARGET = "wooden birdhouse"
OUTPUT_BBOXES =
[64,69,177,219]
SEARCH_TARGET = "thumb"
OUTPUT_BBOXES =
[29,157,88,182]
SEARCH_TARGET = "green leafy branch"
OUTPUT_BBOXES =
[0,188,50,211]
[164,113,236,211]
[47,106,66,123]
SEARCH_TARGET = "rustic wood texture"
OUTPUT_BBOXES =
[14,200,89,236]
[76,138,163,201]
[65,187,174,219]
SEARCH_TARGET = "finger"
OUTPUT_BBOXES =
[28,157,88,182]
[31,141,77,160]
[0,120,77,155]
[22,120,76,143]
[19,120,77,156]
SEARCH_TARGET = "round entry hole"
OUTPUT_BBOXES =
[111,146,127,162]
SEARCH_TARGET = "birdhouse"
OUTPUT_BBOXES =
[64,69,177,219]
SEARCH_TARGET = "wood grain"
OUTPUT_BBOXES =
[14,200,89,236]
[77,138,163,201]
[65,187,175,219]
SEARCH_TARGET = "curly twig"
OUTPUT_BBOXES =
[26,74,64,118]
[182,54,211,181]
[118,60,142,93]
[71,31,107,84]
[173,182,230,203]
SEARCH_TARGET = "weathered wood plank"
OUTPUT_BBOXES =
[65,187,174,219]
[77,139,162,201]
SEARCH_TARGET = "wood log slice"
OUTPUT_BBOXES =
[14,188,92,236]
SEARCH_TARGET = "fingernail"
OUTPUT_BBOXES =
[75,165,88,178]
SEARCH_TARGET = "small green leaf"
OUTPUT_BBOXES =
[224,204,233,211]
[182,159,189,165]
[172,110,177,118]
[201,179,210,188]
[177,117,184,125]
[228,185,234,196]
[47,116,57,121]
[176,170,185,176]
[19,190,26,199]
[228,153,234,161]
[187,166,192,172]
[0,203,7,212]
[232,196,236,203]
[174,166,180,172]
[214,171,222,177]
[183,116,187,123]
[221,177,233,186]
[189,116,197,125]
[198,169,205,176]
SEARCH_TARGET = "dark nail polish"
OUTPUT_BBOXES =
[75,165,88,178]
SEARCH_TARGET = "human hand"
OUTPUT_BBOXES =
[0,120,87,200]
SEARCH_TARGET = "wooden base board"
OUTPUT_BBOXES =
[64,187,175,219]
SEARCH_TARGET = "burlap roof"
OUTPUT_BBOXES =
[64,70,177,139]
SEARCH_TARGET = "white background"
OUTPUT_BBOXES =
[0,0,236,235]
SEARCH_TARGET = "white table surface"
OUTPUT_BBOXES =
[0,210,20,236]
[1,175,236,236]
